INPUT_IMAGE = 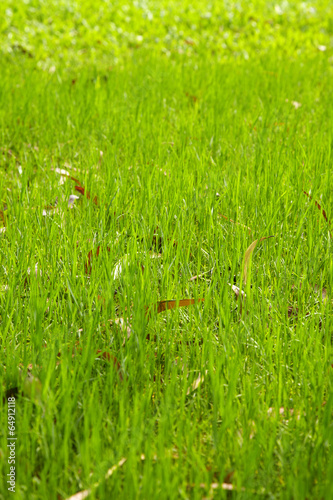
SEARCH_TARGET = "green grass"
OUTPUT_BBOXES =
[1,1,333,499]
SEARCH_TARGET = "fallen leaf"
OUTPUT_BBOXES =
[243,236,274,285]
[145,298,205,319]
[75,185,98,205]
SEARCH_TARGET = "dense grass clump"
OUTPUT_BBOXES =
[0,1,333,499]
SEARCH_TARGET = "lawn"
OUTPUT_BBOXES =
[0,1,333,499]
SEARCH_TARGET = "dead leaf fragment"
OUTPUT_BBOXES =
[243,236,274,285]
[75,186,98,205]
[146,298,205,319]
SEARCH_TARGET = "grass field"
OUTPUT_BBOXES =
[1,1,333,499]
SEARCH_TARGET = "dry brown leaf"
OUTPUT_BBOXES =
[243,236,274,285]
[145,298,205,319]
[75,185,98,205]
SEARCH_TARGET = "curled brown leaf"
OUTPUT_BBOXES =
[145,298,205,320]
[75,185,98,205]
